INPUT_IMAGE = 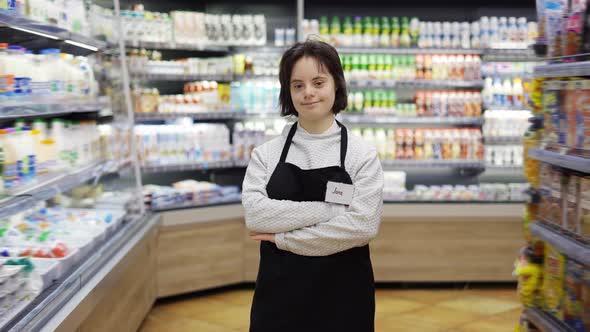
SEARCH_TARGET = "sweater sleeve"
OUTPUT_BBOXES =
[242,145,341,234]
[274,147,384,256]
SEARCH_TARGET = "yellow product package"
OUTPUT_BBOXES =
[542,244,566,320]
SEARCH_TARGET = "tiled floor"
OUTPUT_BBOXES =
[139,284,521,332]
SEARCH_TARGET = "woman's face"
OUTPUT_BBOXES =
[289,56,336,122]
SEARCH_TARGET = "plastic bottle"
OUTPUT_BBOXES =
[410,17,420,47]
[375,129,387,160]
[353,16,363,47]
[380,17,391,47]
[492,78,503,107]
[330,16,341,46]
[343,17,353,47]
[0,129,17,190]
[513,78,524,108]
[363,17,373,47]
[390,17,400,47]
[319,16,329,40]
[400,17,411,48]
[502,78,513,107]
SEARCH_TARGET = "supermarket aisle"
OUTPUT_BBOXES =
[139,285,520,332]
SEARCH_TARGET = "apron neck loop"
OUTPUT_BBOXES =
[279,120,348,168]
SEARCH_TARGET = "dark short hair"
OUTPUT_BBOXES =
[278,40,347,117]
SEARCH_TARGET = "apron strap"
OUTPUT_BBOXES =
[279,122,298,164]
[278,120,348,168]
[337,120,348,169]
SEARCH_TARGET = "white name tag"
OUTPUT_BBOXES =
[325,181,354,205]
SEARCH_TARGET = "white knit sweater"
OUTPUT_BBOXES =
[242,120,384,256]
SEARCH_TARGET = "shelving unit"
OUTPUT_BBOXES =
[348,79,485,89]
[0,159,130,219]
[336,47,483,55]
[339,114,483,126]
[0,12,106,52]
[0,97,111,120]
[484,136,524,144]
[528,148,590,173]
[129,72,234,82]
[140,160,236,174]
[524,307,575,332]
[534,61,590,78]
[381,160,485,170]
[124,40,230,52]
[529,222,590,265]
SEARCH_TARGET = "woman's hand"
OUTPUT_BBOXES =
[250,231,276,243]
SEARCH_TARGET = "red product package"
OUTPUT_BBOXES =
[565,0,589,56]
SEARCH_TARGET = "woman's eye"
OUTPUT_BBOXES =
[293,84,303,90]
[314,82,324,87]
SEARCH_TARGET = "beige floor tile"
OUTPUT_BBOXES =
[139,314,234,332]
[206,289,254,307]
[457,318,519,332]
[437,296,521,316]
[394,306,484,329]
[375,296,428,316]
[190,303,251,330]
[395,289,463,305]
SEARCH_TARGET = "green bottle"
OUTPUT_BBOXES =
[391,17,400,47]
[320,16,329,36]
[363,90,372,113]
[380,17,391,47]
[330,16,341,45]
[368,54,377,78]
[353,16,363,46]
[400,17,411,48]
[343,17,353,46]
[388,91,397,111]
[376,55,385,79]
[360,54,369,77]
[384,55,393,79]
[343,55,352,73]
[363,17,373,47]
[372,17,380,39]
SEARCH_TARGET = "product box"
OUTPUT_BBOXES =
[565,0,589,56]
[573,81,590,154]
[564,259,585,331]
[540,165,565,227]
[543,80,563,147]
[564,173,581,233]
[582,267,590,331]
[543,244,566,320]
[578,177,590,243]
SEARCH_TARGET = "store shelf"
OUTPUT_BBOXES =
[0,159,129,219]
[524,307,575,332]
[348,79,484,89]
[337,47,483,55]
[534,61,590,78]
[150,197,242,212]
[0,12,106,51]
[124,40,230,52]
[232,45,287,53]
[141,160,236,174]
[484,136,523,144]
[381,160,485,170]
[135,111,241,121]
[484,165,524,172]
[529,222,590,266]
[339,114,483,126]
[130,72,234,82]
[528,148,590,173]
[482,48,542,62]
[484,106,533,112]
[0,96,111,121]
[5,213,155,331]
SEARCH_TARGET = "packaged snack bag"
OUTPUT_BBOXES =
[578,176,590,242]
[565,0,588,56]
[564,174,581,233]
[546,0,569,57]
[543,80,562,147]
[564,259,585,331]
[543,244,566,320]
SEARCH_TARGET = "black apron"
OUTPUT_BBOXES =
[250,121,375,332]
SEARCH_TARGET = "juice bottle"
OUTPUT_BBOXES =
[343,17,353,47]
[330,16,341,46]
[380,17,391,47]
[415,54,424,79]
[513,78,524,108]
[319,16,329,39]
[376,55,385,79]
[360,54,369,79]
[372,17,380,47]
[384,55,393,79]
[368,54,377,79]
[391,17,400,47]
[363,17,373,47]
[400,17,411,48]
[410,17,420,47]
[353,16,363,47]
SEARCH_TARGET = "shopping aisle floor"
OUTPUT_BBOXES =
[139,284,520,332]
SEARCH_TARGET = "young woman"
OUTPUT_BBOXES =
[242,39,384,332]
